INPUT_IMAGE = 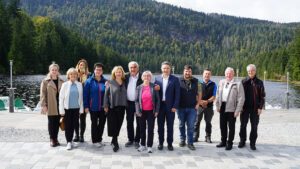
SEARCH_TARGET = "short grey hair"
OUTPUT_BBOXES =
[128,61,139,69]
[225,67,234,74]
[246,64,256,71]
[141,70,153,81]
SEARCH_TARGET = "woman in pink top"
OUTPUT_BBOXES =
[135,71,160,153]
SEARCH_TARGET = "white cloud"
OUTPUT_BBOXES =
[155,0,300,23]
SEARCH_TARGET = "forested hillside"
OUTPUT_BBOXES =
[0,0,127,74]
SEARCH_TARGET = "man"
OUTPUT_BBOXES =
[238,64,265,150]
[215,67,245,150]
[124,61,143,148]
[193,68,217,143]
[155,61,180,151]
[177,65,199,150]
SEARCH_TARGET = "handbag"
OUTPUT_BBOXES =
[59,117,65,131]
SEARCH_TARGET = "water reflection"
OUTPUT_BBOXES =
[0,75,299,109]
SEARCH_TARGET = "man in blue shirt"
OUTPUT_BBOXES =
[194,68,217,143]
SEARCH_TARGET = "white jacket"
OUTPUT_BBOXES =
[59,80,84,115]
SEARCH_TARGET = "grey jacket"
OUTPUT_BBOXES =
[216,79,245,113]
[103,80,127,109]
[135,83,160,113]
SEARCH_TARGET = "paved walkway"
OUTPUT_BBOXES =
[0,109,299,169]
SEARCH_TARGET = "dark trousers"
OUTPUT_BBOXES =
[126,101,140,143]
[64,109,79,142]
[107,106,125,143]
[219,102,236,145]
[194,106,214,139]
[90,110,106,143]
[157,102,175,145]
[74,112,86,137]
[48,115,60,140]
[140,110,155,147]
[239,109,260,145]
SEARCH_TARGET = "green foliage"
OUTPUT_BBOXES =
[0,0,127,74]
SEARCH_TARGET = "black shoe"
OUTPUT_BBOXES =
[113,143,119,152]
[157,144,163,150]
[54,139,60,146]
[50,139,56,147]
[250,144,256,150]
[167,144,174,151]
[79,136,84,142]
[205,136,212,143]
[216,142,226,148]
[187,144,196,150]
[225,144,232,150]
[73,135,79,142]
[238,142,245,148]
[134,142,140,149]
[193,137,199,142]
[125,141,133,147]
[179,141,186,147]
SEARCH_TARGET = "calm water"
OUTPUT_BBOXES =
[0,75,299,109]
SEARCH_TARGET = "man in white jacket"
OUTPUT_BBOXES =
[215,67,245,150]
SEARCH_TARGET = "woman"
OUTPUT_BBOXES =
[104,66,127,152]
[84,63,107,147]
[74,59,90,142]
[59,68,84,150]
[135,71,160,153]
[40,63,64,147]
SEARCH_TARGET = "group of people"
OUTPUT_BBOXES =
[40,59,265,153]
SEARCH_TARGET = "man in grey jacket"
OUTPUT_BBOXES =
[215,67,245,150]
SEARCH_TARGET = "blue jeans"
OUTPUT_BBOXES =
[177,108,197,144]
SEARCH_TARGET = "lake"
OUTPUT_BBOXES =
[0,74,299,109]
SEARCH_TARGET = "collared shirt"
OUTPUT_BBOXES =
[162,75,169,101]
[222,79,233,102]
[69,82,80,109]
[127,73,139,101]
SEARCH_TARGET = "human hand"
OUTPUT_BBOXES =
[234,112,240,117]
[84,108,89,113]
[258,109,262,115]
[171,108,177,113]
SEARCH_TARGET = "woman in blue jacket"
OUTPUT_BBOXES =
[83,63,107,147]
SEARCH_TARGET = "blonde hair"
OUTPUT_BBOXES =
[142,70,153,81]
[66,67,78,80]
[47,63,60,77]
[75,59,89,74]
[111,66,125,80]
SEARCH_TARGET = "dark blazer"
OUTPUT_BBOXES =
[125,72,143,89]
[155,74,180,111]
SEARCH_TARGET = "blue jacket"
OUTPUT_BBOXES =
[83,73,107,112]
[155,74,180,111]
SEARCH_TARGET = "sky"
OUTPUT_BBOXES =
[155,0,299,23]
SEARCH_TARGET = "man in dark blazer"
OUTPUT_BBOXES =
[124,61,143,148]
[155,61,180,151]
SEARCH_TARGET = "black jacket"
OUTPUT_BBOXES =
[242,76,265,110]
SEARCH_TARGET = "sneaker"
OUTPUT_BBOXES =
[66,142,72,150]
[137,146,146,152]
[187,144,196,150]
[134,142,140,149]
[179,140,186,147]
[125,141,133,147]
[147,147,153,153]
[73,136,79,142]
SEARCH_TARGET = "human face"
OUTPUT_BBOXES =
[129,63,138,76]
[115,69,123,79]
[203,70,211,82]
[69,72,78,82]
[161,64,171,76]
[79,62,85,70]
[50,66,58,78]
[247,67,256,79]
[183,68,192,80]
[225,69,234,82]
[94,66,103,78]
[142,73,152,84]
